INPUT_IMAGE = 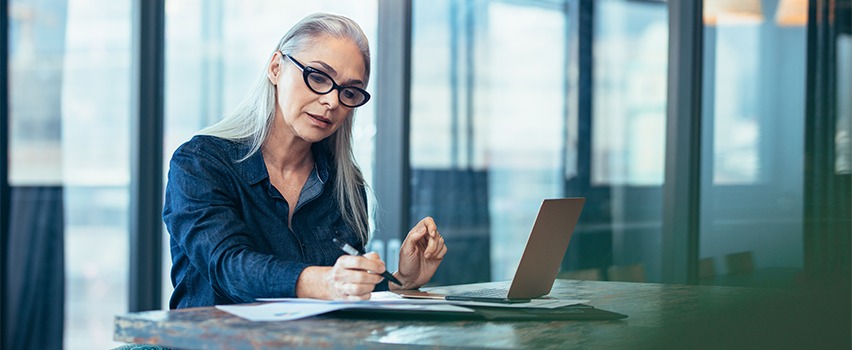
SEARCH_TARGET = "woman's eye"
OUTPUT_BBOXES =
[309,73,330,85]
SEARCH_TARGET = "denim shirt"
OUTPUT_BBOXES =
[163,135,386,309]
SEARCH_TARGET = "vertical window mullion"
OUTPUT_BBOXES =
[129,0,165,312]
[0,0,10,340]
[662,0,703,284]
[374,0,413,245]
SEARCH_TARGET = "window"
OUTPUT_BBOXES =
[410,0,671,284]
[411,0,568,283]
[8,0,132,348]
[698,0,807,285]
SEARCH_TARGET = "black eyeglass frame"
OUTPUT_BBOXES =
[281,52,371,108]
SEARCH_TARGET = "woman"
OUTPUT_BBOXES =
[163,13,446,309]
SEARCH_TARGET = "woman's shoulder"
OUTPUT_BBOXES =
[173,135,246,160]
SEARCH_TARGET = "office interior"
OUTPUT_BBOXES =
[1,0,849,349]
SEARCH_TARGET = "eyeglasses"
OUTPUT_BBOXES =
[281,52,371,108]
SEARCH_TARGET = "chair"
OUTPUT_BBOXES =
[558,268,602,281]
[607,263,646,282]
[699,257,716,280]
[725,251,754,275]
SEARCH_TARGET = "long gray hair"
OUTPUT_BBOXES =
[197,13,371,244]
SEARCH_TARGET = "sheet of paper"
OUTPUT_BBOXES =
[262,292,588,309]
[220,297,475,322]
[259,292,446,305]
[216,302,348,322]
[231,291,590,321]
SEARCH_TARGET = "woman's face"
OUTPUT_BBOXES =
[268,35,366,145]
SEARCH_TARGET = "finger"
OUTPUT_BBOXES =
[406,221,430,242]
[331,273,383,298]
[344,293,370,301]
[331,270,384,289]
[434,243,448,260]
[334,285,370,301]
[362,252,389,274]
[423,232,438,258]
[428,235,445,258]
[340,280,378,296]
[336,254,386,274]
[421,217,438,238]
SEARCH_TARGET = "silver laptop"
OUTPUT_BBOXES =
[399,198,585,304]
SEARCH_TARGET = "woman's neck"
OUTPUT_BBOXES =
[262,125,314,173]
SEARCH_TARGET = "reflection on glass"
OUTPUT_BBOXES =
[699,0,806,287]
[164,0,378,304]
[592,0,668,186]
[836,35,851,175]
[411,0,671,285]
[574,0,668,283]
[411,0,567,284]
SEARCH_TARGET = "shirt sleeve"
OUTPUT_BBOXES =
[164,145,309,303]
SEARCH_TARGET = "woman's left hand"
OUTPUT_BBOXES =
[392,216,447,290]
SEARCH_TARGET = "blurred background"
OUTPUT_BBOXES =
[2,0,849,349]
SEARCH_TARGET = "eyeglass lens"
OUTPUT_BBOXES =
[304,71,367,107]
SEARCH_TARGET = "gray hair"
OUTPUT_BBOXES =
[197,13,371,244]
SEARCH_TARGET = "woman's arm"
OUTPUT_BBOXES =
[165,146,309,303]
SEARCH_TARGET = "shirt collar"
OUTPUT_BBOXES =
[236,142,333,186]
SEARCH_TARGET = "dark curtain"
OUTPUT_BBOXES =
[410,168,491,285]
[4,186,65,350]
[4,0,68,346]
[804,0,852,285]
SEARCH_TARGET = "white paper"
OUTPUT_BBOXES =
[216,302,347,322]
[219,295,475,322]
[227,291,591,322]
[259,292,589,309]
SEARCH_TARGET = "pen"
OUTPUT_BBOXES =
[333,238,403,286]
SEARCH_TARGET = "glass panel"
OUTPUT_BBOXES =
[411,0,567,284]
[571,0,668,283]
[164,1,378,305]
[837,34,851,175]
[592,0,668,186]
[699,0,806,287]
[9,0,131,348]
[410,0,669,285]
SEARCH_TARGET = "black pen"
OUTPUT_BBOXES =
[333,238,403,286]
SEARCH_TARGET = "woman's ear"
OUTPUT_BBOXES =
[267,51,283,85]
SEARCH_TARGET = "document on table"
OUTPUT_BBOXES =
[260,292,588,309]
[219,292,592,322]
[217,295,474,322]
[368,291,589,309]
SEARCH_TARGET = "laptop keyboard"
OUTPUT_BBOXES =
[452,288,509,298]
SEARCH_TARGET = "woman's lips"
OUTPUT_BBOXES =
[308,113,332,127]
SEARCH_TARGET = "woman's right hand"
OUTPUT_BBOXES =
[297,252,387,300]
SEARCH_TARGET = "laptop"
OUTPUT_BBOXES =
[399,197,585,303]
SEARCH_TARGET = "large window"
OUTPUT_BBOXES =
[8,0,132,349]
[410,0,568,284]
[566,0,669,284]
[698,0,808,286]
[410,0,670,285]
[592,0,668,186]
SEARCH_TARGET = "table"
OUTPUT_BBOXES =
[114,279,849,349]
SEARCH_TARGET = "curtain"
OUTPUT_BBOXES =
[4,186,64,350]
